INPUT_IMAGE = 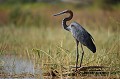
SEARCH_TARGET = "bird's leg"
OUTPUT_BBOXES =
[80,44,84,67]
[75,40,79,71]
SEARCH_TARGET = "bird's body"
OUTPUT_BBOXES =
[67,22,96,53]
[53,10,96,71]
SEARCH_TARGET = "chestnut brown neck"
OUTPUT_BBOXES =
[62,10,73,31]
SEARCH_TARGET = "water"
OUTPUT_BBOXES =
[0,55,118,79]
[0,55,43,78]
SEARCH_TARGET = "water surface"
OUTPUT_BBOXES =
[0,54,43,78]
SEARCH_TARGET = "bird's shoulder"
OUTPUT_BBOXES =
[69,22,94,41]
[69,22,87,34]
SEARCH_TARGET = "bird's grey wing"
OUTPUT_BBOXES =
[70,24,94,45]
[70,22,96,53]
[76,23,95,42]
[87,32,95,42]
[70,25,86,45]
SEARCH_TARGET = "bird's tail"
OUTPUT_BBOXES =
[87,40,96,53]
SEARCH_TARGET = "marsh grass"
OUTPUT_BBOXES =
[1,25,119,75]
[0,3,120,78]
[0,28,119,79]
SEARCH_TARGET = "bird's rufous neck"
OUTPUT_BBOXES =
[62,11,73,31]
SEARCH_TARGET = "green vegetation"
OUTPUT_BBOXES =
[0,2,120,78]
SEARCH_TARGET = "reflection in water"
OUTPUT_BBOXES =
[0,55,43,78]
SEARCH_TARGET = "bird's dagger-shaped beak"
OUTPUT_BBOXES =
[53,10,68,16]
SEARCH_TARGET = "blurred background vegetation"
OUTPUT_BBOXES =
[0,0,120,27]
[0,0,120,70]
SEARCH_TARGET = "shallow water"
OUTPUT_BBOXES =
[0,55,119,79]
[0,55,43,78]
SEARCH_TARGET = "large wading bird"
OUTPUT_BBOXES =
[53,10,96,71]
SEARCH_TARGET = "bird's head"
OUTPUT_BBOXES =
[53,10,72,16]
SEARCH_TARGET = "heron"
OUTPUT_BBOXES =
[53,10,96,71]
